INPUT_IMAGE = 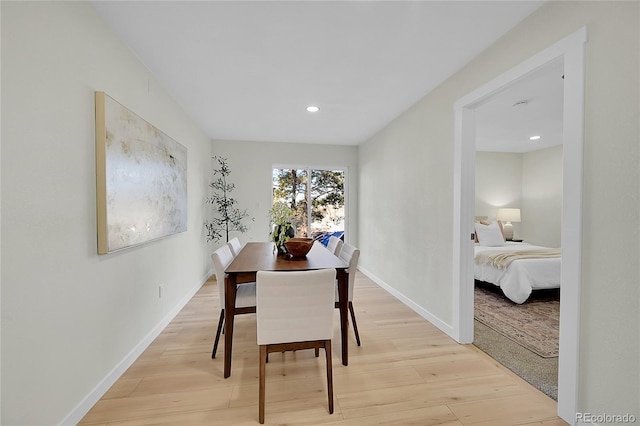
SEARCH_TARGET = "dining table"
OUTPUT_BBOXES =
[223,241,350,378]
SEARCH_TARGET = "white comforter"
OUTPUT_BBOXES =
[474,242,561,304]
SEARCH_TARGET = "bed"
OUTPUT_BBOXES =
[474,221,561,304]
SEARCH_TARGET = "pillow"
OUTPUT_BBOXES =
[474,219,505,242]
[474,219,489,242]
[475,221,505,246]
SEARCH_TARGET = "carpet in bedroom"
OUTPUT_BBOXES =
[473,283,559,400]
[474,321,558,400]
[474,283,559,357]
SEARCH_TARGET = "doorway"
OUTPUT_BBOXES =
[452,27,586,424]
[472,57,564,400]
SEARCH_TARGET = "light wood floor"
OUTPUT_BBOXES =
[79,272,567,426]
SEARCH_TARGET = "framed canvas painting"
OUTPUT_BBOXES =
[95,92,187,254]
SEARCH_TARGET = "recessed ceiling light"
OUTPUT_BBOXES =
[306,105,319,113]
[529,135,541,141]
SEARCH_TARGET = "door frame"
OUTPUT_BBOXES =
[451,27,586,424]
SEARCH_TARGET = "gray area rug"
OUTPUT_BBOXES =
[473,283,559,400]
[474,284,559,357]
[474,320,558,400]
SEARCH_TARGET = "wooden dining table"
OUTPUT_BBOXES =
[223,241,350,378]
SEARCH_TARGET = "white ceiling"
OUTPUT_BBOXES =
[91,1,547,147]
[476,57,564,153]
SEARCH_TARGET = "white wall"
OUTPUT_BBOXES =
[360,96,454,323]
[476,146,562,247]
[210,139,359,247]
[522,145,562,247]
[475,151,523,238]
[359,0,638,418]
[1,2,213,424]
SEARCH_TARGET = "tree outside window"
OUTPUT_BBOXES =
[272,167,345,239]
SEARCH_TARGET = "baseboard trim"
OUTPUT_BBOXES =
[59,270,213,425]
[357,266,454,338]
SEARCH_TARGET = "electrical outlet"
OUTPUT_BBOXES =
[158,284,164,299]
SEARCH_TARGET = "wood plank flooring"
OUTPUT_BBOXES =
[79,272,566,425]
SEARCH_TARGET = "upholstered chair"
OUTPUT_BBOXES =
[337,243,361,346]
[210,244,256,358]
[227,237,242,257]
[327,235,344,256]
[256,269,336,424]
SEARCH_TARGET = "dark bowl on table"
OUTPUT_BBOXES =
[284,237,314,257]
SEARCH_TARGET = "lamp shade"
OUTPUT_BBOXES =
[497,208,521,223]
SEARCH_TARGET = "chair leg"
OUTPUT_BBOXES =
[315,348,320,357]
[324,340,334,414]
[259,345,267,424]
[348,302,361,346]
[211,309,225,359]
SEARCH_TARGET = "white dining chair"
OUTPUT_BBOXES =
[256,269,336,424]
[336,243,361,346]
[210,244,256,359]
[327,235,343,256]
[227,237,242,257]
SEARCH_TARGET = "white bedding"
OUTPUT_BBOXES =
[474,242,561,304]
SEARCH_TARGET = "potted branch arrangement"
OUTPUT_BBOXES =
[204,156,254,243]
[268,201,295,255]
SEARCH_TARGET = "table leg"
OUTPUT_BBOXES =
[337,269,349,366]
[224,273,237,378]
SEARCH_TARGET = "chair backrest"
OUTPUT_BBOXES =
[228,237,242,257]
[338,243,360,302]
[211,244,235,303]
[327,236,344,256]
[256,269,336,345]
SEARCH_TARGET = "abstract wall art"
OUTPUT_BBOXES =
[95,92,187,254]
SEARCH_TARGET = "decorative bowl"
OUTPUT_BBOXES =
[284,237,314,258]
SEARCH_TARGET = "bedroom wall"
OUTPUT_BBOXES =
[210,139,359,247]
[2,2,213,425]
[522,145,562,247]
[476,146,562,247]
[359,0,638,419]
[475,151,523,238]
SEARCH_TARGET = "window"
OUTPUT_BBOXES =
[272,167,345,240]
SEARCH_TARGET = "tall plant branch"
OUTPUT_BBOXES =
[204,156,254,243]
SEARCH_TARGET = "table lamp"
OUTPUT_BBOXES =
[497,208,521,241]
